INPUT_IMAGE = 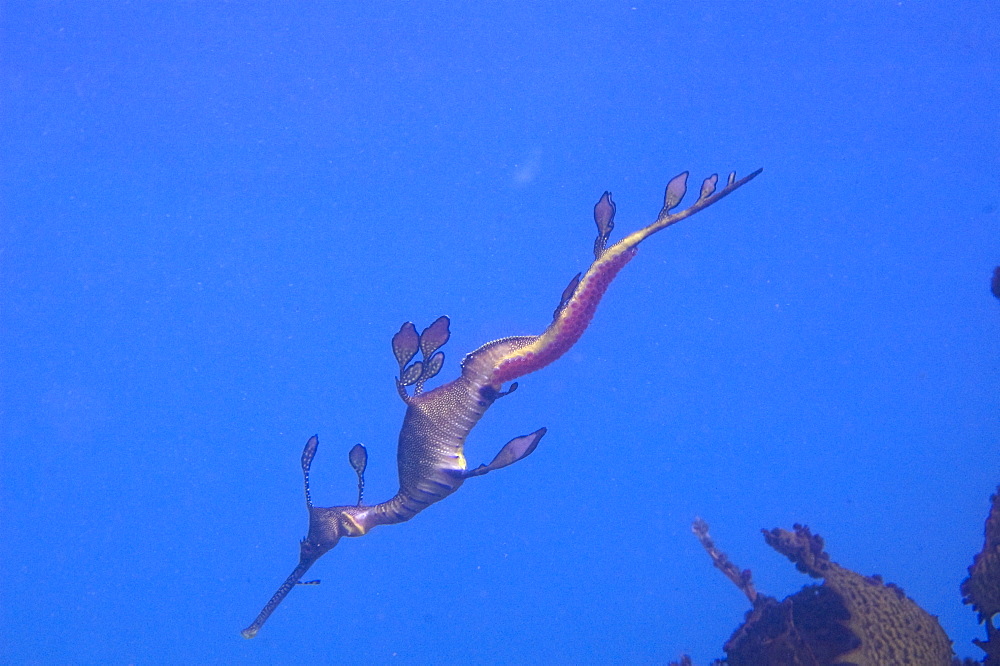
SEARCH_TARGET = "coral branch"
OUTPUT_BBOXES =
[692,518,757,604]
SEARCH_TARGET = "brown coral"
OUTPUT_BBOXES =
[962,486,1000,663]
[697,521,954,665]
[762,525,953,665]
[723,586,859,666]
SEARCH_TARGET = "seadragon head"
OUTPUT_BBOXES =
[241,436,370,639]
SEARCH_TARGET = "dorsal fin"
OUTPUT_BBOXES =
[553,272,581,320]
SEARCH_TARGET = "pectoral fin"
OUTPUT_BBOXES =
[464,427,546,478]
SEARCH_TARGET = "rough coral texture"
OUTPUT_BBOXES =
[759,525,954,665]
[723,586,859,666]
[693,485,1000,664]
[961,486,1000,663]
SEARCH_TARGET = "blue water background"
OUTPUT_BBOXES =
[3,3,998,663]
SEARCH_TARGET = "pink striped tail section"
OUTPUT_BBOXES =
[491,246,637,385]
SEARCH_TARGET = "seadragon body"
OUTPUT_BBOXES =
[242,168,761,638]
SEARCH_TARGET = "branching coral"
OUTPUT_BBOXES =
[962,486,1000,664]
[679,522,955,665]
[669,270,1000,665]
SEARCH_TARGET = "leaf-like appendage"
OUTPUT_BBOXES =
[392,322,420,370]
[420,351,445,382]
[301,435,319,507]
[663,171,689,213]
[700,174,718,200]
[420,315,450,359]
[727,171,736,187]
[593,191,616,258]
[302,435,319,472]
[348,443,367,475]
[399,361,423,386]
[594,191,616,232]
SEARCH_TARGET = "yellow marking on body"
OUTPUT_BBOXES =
[342,513,368,536]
